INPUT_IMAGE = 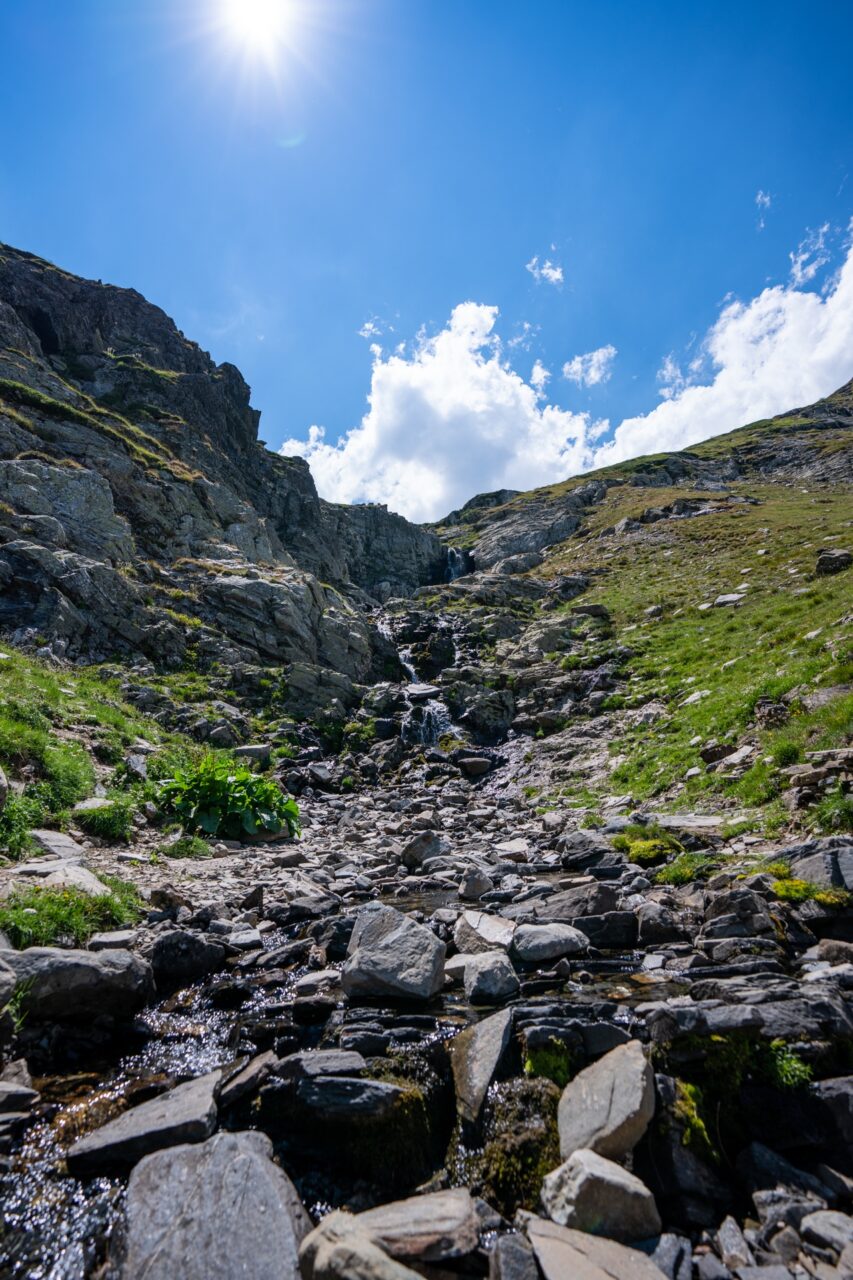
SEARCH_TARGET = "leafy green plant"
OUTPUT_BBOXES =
[41,742,95,807]
[156,754,300,839]
[0,793,47,859]
[75,797,134,842]
[772,741,801,768]
[772,877,851,909]
[0,879,142,948]
[809,786,853,834]
[762,1039,813,1089]
[655,852,717,886]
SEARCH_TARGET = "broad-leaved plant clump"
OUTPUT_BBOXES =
[157,754,300,840]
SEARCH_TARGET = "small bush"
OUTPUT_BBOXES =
[655,852,716,886]
[75,797,134,842]
[157,754,300,840]
[772,877,851,909]
[772,741,801,768]
[809,786,853,835]
[0,879,141,948]
[0,793,47,860]
[157,834,212,859]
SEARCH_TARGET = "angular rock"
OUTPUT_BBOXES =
[342,903,445,1001]
[541,1147,662,1241]
[511,922,589,963]
[454,910,516,954]
[67,1070,220,1175]
[558,1040,655,1160]
[120,1130,310,1280]
[527,1219,668,1280]
[450,1007,513,1124]
[801,1209,853,1252]
[489,1233,539,1280]
[356,1189,480,1262]
[3,946,153,1021]
[463,951,519,1004]
[146,929,227,984]
[300,1211,422,1280]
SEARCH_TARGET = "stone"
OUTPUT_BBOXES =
[716,1214,754,1269]
[341,903,445,1000]
[801,1209,853,1252]
[3,946,153,1021]
[527,1219,668,1280]
[67,1071,220,1175]
[300,1210,422,1280]
[120,1130,310,1280]
[816,548,852,575]
[558,1039,655,1160]
[541,1148,662,1241]
[0,956,16,1009]
[400,830,448,870]
[463,950,519,1003]
[146,929,227,984]
[454,910,516,953]
[29,829,86,860]
[459,867,493,900]
[511,922,589,963]
[356,1189,480,1262]
[450,1007,513,1123]
[0,765,7,812]
[489,1233,539,1280]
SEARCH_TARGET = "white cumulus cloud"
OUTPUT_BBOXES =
[281,302,596,522]
[563,344,617,387]
[526,255,564,286]
[282,223,853,523]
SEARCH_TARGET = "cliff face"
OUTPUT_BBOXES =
[0,244,444,675]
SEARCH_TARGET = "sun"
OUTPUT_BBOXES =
[219,0,293,56]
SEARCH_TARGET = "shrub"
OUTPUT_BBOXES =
[0,793,47,859]
[655,852,717,886]
[75,797,134,842]
[156,754,300,840]
[809,786,853,835]
[772,741,801,768]
[157,834,212,859]
[0,878,141,948]
[772,877,851,909]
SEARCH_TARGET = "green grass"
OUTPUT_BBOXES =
[157,834,212,859]
[655,852,718,885]
[0,877,142,948]
[74,797,135,842]
[772,877,851,909]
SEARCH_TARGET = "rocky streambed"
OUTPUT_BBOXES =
[2,785,853,1279]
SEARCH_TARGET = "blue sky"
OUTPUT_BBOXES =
[2,0,852,519]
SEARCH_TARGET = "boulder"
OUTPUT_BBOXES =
[511,922,589,963]
[541,1148,662,1241]
[120,1130,310,1280]
[463,951,519,1004]
[558,1040,655,1160]
[526,1219,668,1280]
[816,548,852,576]
[146,929,227,985]
[341,903,445,1001]
[459,868,493,900]
[300,1211,422,1280]
[67,1070,220,1175]
[356,1189,480,1263]
[450,1007,513,1124]
[785,836,853,891]
[454,910,516,954]
[3,947,153,1021]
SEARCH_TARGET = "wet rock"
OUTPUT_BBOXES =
[356,1188,480,1263]
[300,1210,422,1280]
[511,922,589,963]
[454,910,516,953]
[146,929,227,985]
[558,1039,655,1161]
[526,1219,668,1280]
[3,946,154,1021]
[67,1070,220,1176]
[450,1007,514,1124]
[541,1147,662,1241]
[120,1130,310,1280]
[342,903,445,1000]
[464,951,520,1004]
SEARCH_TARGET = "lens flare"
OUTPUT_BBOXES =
[219,0,293,55]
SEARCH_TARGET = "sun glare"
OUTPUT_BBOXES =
[220,0,293,56]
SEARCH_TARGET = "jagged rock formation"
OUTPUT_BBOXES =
[0,243,445,676]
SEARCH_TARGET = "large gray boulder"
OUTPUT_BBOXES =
[341,904,445,1001]
[785,836,853,890]
[120,1130,310,1280]
[450,1007,513,1124]
[541,1148,662,1241]
[463,951,519,1004]
[453,910,516,954]
[558,1040,655,1161]
[356,1189,480,1264]
[3,947,154,1021]
[512,922,589,963]
[527,1219,668,1280]
[67,1070,220,1175]
[299,1211,422,1280]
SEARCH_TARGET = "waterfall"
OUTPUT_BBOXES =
[446,547,468,581]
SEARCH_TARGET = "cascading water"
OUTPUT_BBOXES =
[379,618,462,749]
[445,547,468,581]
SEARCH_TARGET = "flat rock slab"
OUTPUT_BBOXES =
[512,922,589,963]
[356,1189,480,1263]
[454,910,516,953]
[120,1130,310,1280]
[67,1070,220,1175]
[450,1007,513,1124]
[4,946,153,1021]
[527,1220,668,1280]
[29,829,87,860]
[558,1039,655,1161]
